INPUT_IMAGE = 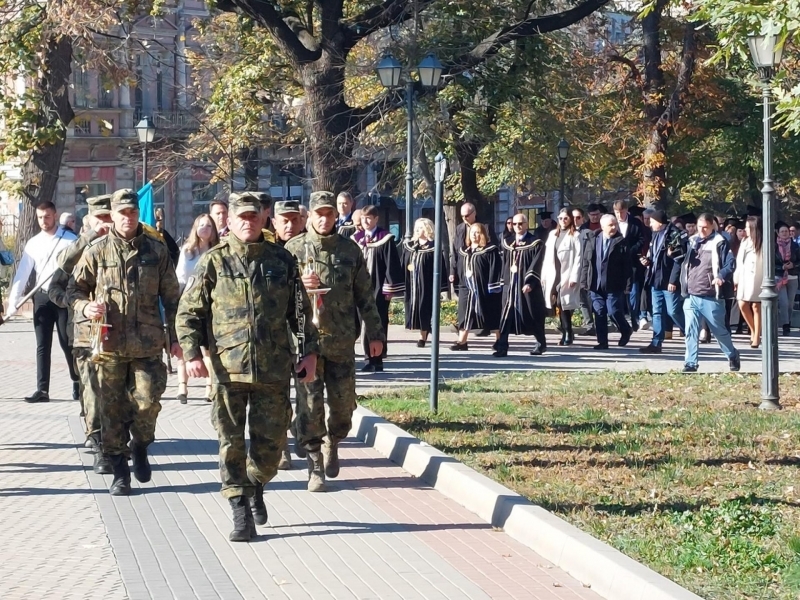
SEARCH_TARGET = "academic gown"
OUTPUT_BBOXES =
[456,244,503,331]
[401,239,448,332]
[499,233,547,335]
[337,215,357,239]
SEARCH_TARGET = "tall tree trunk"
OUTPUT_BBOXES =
[15,35,74,260]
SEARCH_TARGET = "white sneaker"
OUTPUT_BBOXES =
[639,318,651,331]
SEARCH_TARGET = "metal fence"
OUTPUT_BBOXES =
[1,214,17,240]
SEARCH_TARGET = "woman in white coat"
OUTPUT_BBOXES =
[541,208,582,345]
[735,216,763,348]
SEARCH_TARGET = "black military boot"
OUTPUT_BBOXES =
[228,496,253,542]
[130,443,152,483]
[93,452,113,475]
[251,482,268,526]
[306,451,327,492]
[109,455,132,496]
[323,439,340,479]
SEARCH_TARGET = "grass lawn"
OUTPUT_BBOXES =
[361,371,800,600]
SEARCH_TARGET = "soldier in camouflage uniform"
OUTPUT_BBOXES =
[176,193,319,542]
[285,191,384,492]
[69,189,182,496]
[49,195,113,474]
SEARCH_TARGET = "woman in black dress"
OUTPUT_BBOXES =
[452,223,503,351]
[401,218,447,347]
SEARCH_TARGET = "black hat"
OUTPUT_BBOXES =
[723,217,742,229]
[678,212,697,225]
[539,211,552,220]
[746,204,763,217]
[586,203,600,212]
[597,204,608,214]
[629,205,645,218]
[775,220,790,231]
[650,210,669,225]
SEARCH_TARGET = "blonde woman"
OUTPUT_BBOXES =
[452,223,502,351]
[541,208,582,345]
[175,214,219,403]
[401,218,447,347]
[735,216,763,348]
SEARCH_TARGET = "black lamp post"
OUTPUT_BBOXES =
[748,32,784,411]
[377,53,444,240]
[557,138,570,209]
[135,116,156,189]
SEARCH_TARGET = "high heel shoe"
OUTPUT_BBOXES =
[416,339,426,348]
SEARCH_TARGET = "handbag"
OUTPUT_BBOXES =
[0,250,13,266]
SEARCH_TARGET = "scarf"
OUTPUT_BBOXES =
[777,238,792,289]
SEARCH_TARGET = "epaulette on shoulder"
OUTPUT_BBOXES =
[262,229,276,244]
[207,239,230,254]
[88,234,108,247]
[142,223,165,244]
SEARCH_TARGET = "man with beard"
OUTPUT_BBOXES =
[493,214,547,357]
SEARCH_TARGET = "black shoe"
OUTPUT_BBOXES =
[682,364,698,373]
[131,443,152,483]
[416,339,426,348]
[583,326,596,336]
[93,452,113,475]
[558,334,567,347]
[475,329,491,337]
[24,390,49,403]
[251,483,268,526]
[492,350,508,357]
[639,344,662,354]
[783,325,791,336]
[449,343,469,351]
[72,381,80,401]
[361,362,384,373]
[109,455,132,496]
[729,354,741,372]
[593,344,609,350]
[229,496,253,542]
[618,332,631,347]
[529,345,546,355]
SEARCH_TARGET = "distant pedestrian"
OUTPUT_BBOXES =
[541,208,582,347]
[680,213,739,372]
[581,214,632,349]
[735,216,763,348]
[775,221,800,336]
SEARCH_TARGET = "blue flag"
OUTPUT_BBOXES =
[138,182,155,227]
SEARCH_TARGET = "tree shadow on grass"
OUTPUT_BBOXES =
[536,494,800,516]
[487,453,800,470]
[397,418,661,435]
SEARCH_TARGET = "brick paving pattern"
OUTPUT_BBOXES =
[2,318,763,599]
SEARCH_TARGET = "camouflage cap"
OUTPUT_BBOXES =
[87,194,112,216]
[110,189,138,212]
[274,200,301,216]
[309,191,336,212]
[228,192,261,216]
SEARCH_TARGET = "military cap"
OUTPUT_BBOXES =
[309,191,336,212]
[87,194,111,216]
[228,192,260,215]
[274,200,301,216]
[110,189,138,212]
[256,191,273,208]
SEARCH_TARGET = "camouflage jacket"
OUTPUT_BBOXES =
[49,229,103,348]
[285,228,384,357]
[69,225,180,359]
[176,233,319,384]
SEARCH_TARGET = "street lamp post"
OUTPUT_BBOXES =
[748,33,784,410]
[557,138,569,209]
[135,116,156,189]
[377,53,443,240]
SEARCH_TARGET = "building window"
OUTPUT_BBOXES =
[73,117,91,136]
[270,164,304,200]
[192,181,221,217]
[99,72,115,108]
[75,183,108,223]
[73,68,90,108]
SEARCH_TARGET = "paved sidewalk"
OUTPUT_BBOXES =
[0,321,602,600]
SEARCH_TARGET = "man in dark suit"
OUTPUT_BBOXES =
[613,199,645,330]
[581,214,633,349]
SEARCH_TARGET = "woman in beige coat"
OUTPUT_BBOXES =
[541,208,582,345]
[735,216,763,348]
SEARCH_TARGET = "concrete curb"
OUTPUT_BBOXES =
[352,405,702,600]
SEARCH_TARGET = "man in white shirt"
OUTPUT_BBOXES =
[6,202,79,402]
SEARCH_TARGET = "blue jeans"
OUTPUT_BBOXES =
[629,279,642,325]
[683,295,738,367]
[652,288,685,346]
[591,291,632,345]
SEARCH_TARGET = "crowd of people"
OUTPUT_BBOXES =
[1,187,798,542]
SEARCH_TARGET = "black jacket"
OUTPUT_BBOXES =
[645,224,687,291]
[581,230,631,294]
[775,240,800,278]
[618,215,645,258]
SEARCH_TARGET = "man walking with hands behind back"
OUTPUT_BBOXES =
[177,193,319,542]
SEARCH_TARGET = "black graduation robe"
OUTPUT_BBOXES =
[401,239,448,332]
[456,244,503,331]
[499,233,547,335]
[353,227,405,301]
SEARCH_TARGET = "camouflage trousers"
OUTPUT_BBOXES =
[211,381,292,499]
[295,355,357,452]
[73,347,100,439]
[95,355,166,456]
